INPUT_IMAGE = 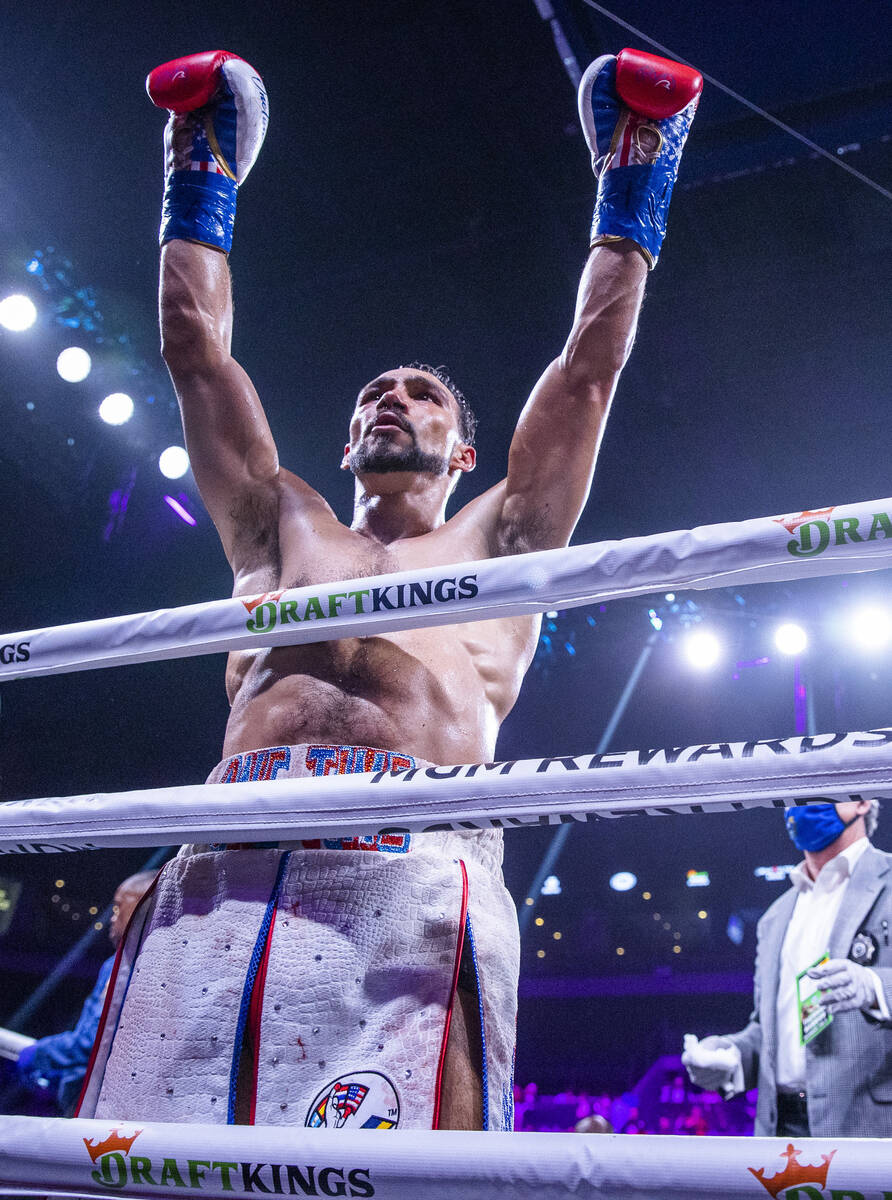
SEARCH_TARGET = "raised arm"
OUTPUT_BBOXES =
[498,242,645,553]
[495,50,701,555]
[148,52,277,566]
[160,241,278,564]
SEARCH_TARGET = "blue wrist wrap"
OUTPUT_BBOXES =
[161,171,238,253]
[590,110,691,267]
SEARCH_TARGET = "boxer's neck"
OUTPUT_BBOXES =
[351,472,452,543]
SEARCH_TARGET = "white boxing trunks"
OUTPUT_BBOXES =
[77,744,519,1131]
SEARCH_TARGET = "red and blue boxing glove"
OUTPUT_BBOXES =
[146,50,269,253]
[578,48,702,268]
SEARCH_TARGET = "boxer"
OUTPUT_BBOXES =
[78,47,699,1132]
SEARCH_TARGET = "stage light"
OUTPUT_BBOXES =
[609,871,637,892]
[98,392,134,425]
[774,622,807,656]
[56,346,91,382]
[159,446,189,479]
[850,606,892,650]
[164,495,197,526]
[541,875,562,896]
[0,880,21,937]
[726,914,744,945]
[754,864,795,881]
[0,294,37,331]
[683,629,721,670]
[685,869,710,888]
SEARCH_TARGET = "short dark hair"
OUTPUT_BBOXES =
[405,361,477,446]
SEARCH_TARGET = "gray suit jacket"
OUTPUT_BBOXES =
[727,843,892,1136]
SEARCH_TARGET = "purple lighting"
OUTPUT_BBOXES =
[164,494,196,526]
[794,658,808,734]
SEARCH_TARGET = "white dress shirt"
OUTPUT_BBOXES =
[775,836,887,1090]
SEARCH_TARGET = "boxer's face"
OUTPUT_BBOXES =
[343,367,472,479]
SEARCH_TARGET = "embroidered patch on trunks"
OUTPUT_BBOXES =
[220,746,292,783]
[305,1070,400,1129]
[305,744,416,776]
[300,833,411,854]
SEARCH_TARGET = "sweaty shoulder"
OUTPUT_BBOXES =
[449,479,559,558]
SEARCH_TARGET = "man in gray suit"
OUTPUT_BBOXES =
[682,798,892,1137]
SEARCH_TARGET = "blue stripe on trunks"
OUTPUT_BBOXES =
[227,850,292,1123]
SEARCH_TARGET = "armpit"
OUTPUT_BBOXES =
[227,487,281,569]
[493,505,561,557]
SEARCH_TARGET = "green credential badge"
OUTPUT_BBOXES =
[796,952,833,1045]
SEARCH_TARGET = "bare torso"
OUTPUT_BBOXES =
[159,240,645,772]
[222,470,540,763]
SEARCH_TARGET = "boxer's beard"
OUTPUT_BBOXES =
[350,430,449,477]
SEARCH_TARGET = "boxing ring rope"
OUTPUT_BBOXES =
[5,503,892,1195]
[1,729,891,854]
[0,1115,888,1198]
[3,496,892,681]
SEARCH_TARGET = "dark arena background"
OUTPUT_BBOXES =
[1,0,891,1137]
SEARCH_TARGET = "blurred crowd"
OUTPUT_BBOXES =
[514,1066,757,1134]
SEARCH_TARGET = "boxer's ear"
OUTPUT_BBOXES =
[450,442,476,474]
[341,444,351,470]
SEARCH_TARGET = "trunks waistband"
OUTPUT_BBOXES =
[198,742,504,872]
[204,741,426,855]
[206,742,424,785]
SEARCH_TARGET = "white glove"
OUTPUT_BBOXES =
[682,1034,743,1095]
[808,958,880,1015]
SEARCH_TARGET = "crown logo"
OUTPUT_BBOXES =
[749,1143,837,1198]
[83,1127,143,1163]
[772,508,835,535]
[241,590,284,615]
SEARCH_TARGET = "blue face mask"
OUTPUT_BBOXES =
[785,803,860,852]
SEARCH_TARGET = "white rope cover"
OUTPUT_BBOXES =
[2,497,892,681]
[1,729,890,854]
[0,1115,889,1199]
[0,1026,33,1062]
